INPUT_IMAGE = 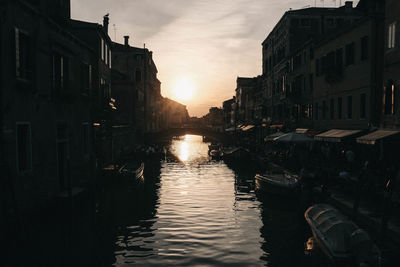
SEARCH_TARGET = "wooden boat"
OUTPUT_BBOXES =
[118,161,144,183]
[209,149,223,160]
[255,163,299,196]
[208,143,220,151]
[304,203,380,266]
[222,147,250,161]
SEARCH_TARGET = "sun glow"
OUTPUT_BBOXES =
[174,78,194,101]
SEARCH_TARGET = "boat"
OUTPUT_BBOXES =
[118,161,144,183]
[222,147,250,162]
[208,143,220,152]
[209,149,223,160]
[304,203,381,266]
[255,163,300,196]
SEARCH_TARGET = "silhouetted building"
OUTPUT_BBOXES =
[313,4,385,130]
[204,107,224,132]
[69,15,115,166]
[160,98,190,129]
[0,0,95,218]
[382,0,400,128]
[235,77,262,125]
[262,2,364,128]
[222,98,234,129]
[112,39,163,133]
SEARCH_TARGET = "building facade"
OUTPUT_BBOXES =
[261,2,363,128]
[0,0,96,218]
[313,12,384,130]
[382,0,400,128]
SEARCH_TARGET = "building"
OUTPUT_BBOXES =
[261,2,364,128]
[112,37,162,134]
[69,15,114,166]
[0,0,99,230]
[222,98,234,129]
[235,76,262,125]
[160,97,190,129]
[203,107,224,132]
[382,0,400,128]
[313,5,385,130]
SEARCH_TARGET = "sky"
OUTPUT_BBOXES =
[71,0,359,117]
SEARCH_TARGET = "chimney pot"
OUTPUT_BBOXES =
[103,14,109,33]
[345,1,353,8]
[124,36,129,46]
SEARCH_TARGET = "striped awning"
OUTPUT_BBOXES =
[356,130,400,145]
[296,128,308,134]
[242,125,255,131]
[314,129,362,142]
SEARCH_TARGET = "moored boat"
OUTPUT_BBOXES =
[222,147,250,162]
[255,163,299,196]
[209,149,223,160]
[118,161,144,183]
[304,203,380,266]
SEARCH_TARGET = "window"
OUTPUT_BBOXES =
[309,74,313,91]
[105,43,108,65]
[101,38,104,61]
[338,97,342,119]
[109,49,112,68]
[336,48,343,70]
[360,93,366,119]
[135,70,142,82]
[52,54,69,91]
[322,100,326,119]
[316,59,320,76]
[314,102,319,120]
[384,81,395,115]
[81,63,91,94]
[388,22,396,49]
[347,95,353,119]
[361,36,369,60]
[82,123,89,155]
[16,123,32,172]
[15,28,33,80]
[330,98,334,120]
[345,42,355,66]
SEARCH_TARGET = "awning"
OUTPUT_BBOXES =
[296,128,308,134]
[314,129,362,142]
[270,124,284,129]
[242,125,255,131]
[356,130,400,145]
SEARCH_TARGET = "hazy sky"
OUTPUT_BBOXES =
[71,0,359,117]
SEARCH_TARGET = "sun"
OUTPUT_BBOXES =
[174,78,194,101]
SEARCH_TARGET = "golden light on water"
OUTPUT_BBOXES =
[178,141,190,162]
[174,77,194,101]
[173,135,208,163]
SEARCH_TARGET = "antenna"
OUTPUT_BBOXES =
[112,24,116,41]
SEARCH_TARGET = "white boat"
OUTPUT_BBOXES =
[304,203,380,266]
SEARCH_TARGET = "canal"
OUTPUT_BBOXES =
[101,135,310,266]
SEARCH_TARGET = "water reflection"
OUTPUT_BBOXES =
[103,135,307,266]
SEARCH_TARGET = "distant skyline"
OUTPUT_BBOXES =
[71,0,360,117]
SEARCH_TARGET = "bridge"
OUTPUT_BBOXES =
[146,127,232,144]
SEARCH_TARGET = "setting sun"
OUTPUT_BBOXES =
[174,78,194,101]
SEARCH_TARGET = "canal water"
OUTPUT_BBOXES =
[102,135,309,266]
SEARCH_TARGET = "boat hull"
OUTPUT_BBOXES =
[255,174,299,196]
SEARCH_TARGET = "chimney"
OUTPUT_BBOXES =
[103,14,109,33]
[124,36,129,46]
[345,1,353,10]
